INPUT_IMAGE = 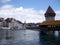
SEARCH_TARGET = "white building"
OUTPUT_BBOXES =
[5,18,26,30]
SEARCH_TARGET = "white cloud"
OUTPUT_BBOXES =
[0,5,60,23]
[0,0,11,3]
[0,5,45,23]
[56,11,60,14]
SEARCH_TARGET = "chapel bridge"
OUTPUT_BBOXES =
[39,6,60,32]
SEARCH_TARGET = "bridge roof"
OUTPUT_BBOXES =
[41,20,60,25]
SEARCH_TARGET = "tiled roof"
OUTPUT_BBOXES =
[41,20,60,25]
[5,18,22,24]
[5,18,13,22]
[0,18,4,22]
[45,6,56,15]
[16,20,22,24]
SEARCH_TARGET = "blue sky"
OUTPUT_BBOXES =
[0,0,60,10]
[0,0,60,23]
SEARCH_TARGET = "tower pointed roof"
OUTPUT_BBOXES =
[45,6,56,15]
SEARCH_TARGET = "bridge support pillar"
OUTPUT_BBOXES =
[58,31,60,36]
[47,31,55,35]
[40,31,47,35]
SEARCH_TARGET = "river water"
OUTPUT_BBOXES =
[0,29,60,45]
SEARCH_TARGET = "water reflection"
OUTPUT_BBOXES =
[0,29,60,45]
[0,29,14,44]
[39,31,60,45]
[13,30,40,45]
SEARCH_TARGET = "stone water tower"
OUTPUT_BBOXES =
[45,6,56,21]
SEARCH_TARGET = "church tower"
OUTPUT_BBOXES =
[45,6,56,21]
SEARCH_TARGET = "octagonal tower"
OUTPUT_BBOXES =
[45,6,56,21]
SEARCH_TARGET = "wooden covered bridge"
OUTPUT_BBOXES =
[39,6,60,35]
